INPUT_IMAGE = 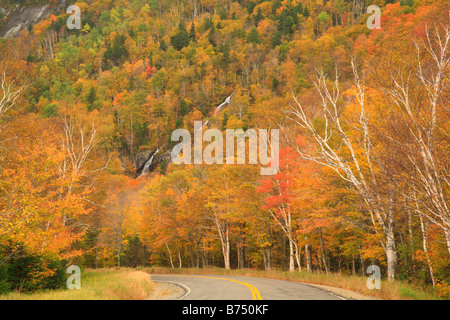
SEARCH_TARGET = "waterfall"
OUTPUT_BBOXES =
[139,148,160,177]
[213,94,232,117]
[196,94,233,133]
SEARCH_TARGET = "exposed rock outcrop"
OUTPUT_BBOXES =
[135,149,171,177]
[1,5,54,39]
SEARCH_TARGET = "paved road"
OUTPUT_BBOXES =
[150,274,347,300]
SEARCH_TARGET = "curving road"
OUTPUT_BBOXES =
[150,274,348,300]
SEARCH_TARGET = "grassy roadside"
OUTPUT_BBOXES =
[0,268,154,300]
[145,267,440,300]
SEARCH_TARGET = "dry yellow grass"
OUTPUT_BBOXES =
[0,268,154,300]
[146,267,440,300]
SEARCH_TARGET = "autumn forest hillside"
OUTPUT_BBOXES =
[0,0,449,298]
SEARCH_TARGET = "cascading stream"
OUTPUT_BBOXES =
[139,147,160,177]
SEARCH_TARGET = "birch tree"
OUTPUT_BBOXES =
[290,61,398,280]
[380,24,450,254]
[0,66,23,149]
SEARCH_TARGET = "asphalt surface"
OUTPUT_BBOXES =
[150,274,347,300]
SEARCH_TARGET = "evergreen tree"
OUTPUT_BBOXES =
[189,23,196,42]
[218,6,228,20]
[271,77,280,91]
[171,21,190,51]
[303,6,310,18]
[221,111,229,130]
[86,86,97,111]
[254,8,264,26]
[219,43,231,67]
[272,0,282,14]
[159,39,167,51]
[149,51,154,66]
[247,1,256,14]
[180,99,189,116]
[208,24,216,46]
[246,27,261,45]
[202,17,214,31]
[278,9,295,34]
[271,31,282,48]
[103,34,128,68]
[122,236,151,268]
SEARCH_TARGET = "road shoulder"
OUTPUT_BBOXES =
[146,280,188,300]
[305,283,381,300]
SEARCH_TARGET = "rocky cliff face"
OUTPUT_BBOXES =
[135,149,171,177]
[0,5,55,39]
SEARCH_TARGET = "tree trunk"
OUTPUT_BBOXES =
[267,245,272,270]
[305,244,313,272]
[294,243,302,272]
[237,234,245,269]
[407,209,416,267]
[166,243,175,269]
[178,248,183,269]
[262,247,268,271]
[220,228,231,270]
[195,242,201,268]
[225,235,230,269]
[288,239,295,272]
[353,228,365,276]
[352,258,356,276]
[190,245,195,268]
[444,228,450,256]
[202,242,208,268]
[420,216,436,287]
[319,228,330,274]
[265,214,273,270]
[95,246,98,269]
[117,244,121,267]
[386,227,397,281]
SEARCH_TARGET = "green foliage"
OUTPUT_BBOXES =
[271,31,282,48]
[303,6,310,18]
[159,159,168,175]
[278,9,296,34]
[159,39,167,51]
[208,24,216,46]
[189,23,196,42]
[247,1,257,14]
[171,21,190,51]
[246,27,261,45]
[180,99,190,116]
[217,6,228,20]
[318,11,330,25]
[202,17,215,32]
[400,0,414,7]
[138,23,149,32]
[151,69,166,92]
[0,265,9,295]
[271,77,280,92]
[254,8,264,26]
[219,43,231,67]
[103,34,128,69]
[175,118,183,129]
[86,87,97,112]
[221,111,229,130]
[3,252,67,293]
[43,104,58,118]
[122,236,151,268]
